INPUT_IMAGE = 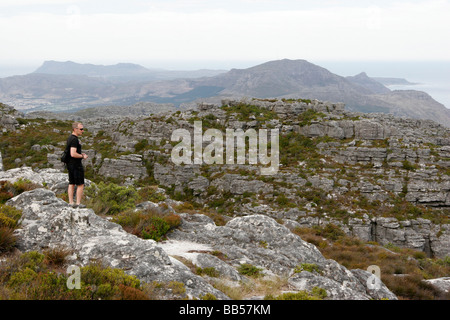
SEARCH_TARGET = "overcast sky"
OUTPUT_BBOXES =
[1,0,449,70]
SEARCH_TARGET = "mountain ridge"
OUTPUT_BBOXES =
[32,60,227,80]
[1,59,449,127]
[34,60,152,77]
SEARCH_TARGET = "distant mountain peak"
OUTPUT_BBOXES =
[353,71,369,78]
[346,72,391,94]
[33,60,150,76]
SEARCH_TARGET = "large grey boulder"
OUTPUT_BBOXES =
[423,277,450,295]
[0,114,19,131]
[0,166,90,195]
[6,188,229,300]
[98,154,148,181]
[166,213,397,300]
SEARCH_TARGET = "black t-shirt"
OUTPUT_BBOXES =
[66,134,82,165]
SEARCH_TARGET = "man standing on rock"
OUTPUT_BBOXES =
[66,122,88,208]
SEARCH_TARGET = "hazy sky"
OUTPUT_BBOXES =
[1,0,450,70]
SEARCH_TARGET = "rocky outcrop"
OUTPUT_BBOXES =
[1,97,449,296]
[0,114,19,131]
[423,277,450,295]
[286,215,450,259]
[161,213,397,300]
[0,166,90,195]
[6,188,396,300]
[98,154,148,182]
[6,188,228,300]
[0,103,22,131]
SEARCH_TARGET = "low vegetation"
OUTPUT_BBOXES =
[293,224,450,300]
[0,118,73,170]
[221,102,279,123]
[0,204,22,253]
[0,250,187,300]
[112,208,181,242]
[84,182,181,241]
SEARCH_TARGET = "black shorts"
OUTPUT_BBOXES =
[67,163,85,186]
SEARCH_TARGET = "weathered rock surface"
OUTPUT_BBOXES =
[423,277,450,294]
[0,103,22,131]
[0,166,91,195]
[98,154,148,181]
[1,98,449,299]
[6,188,229,300]
[5,187,397,300]
[165,213,397,300]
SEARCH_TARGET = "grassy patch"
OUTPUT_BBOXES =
[112,207,181,242]
[238,263,263,278]
[85,182,139,215]
[0,250,192,300]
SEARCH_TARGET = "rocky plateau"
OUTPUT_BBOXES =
[1,97,450,300]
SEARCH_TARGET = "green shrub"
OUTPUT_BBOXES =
[314,223,346,241]
[238,263,263,278]
[279,132,321,166]
[196,267,219,277]
[276,194,289,206]
[0,251,150,300]
[402,160,417,171]
[0,204,22,229]
[141,216,171,241]
[85,182,139,215]
[81,263,140,287]
[112,208,181,241]
[297,109,326,127]
[0,180,39,204]
[137,186,166,203]
[294,263,322,274]
[311,286,328,299]
[18,251,46,271]
[12,178,41,194]
[134,139,149,153]
[7,267,38,288]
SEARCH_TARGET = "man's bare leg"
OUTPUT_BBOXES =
[68,184,75,205]
[76,184,84,205]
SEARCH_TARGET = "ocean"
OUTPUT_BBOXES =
[316,60,450,110]
[1,60,449,110]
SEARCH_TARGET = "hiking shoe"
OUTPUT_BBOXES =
[69,203,78,208]
[77,204,86,209]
